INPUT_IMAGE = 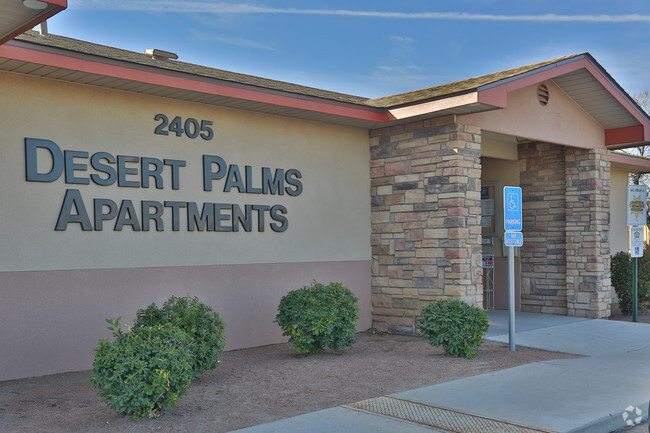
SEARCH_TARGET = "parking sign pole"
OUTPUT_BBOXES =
[633,257,638,322]
[508,245,515,351]
[630,225,644,322]
[504,186,522,352]
[628,187,647,323]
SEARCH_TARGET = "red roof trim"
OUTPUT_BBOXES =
[611,153,650,172]
[605,125,645,148]
[476,86,507,108]
[43,0,67,7]
[0,44,393,123]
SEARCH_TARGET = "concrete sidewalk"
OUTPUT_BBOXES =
[233,311,650,433]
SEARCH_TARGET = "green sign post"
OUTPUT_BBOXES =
[627,186,647,323]
[631,226,644,322]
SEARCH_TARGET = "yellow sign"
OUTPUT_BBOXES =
[627,185,647,226]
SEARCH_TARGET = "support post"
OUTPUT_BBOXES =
[508,245,516,351]
[633,256,638,323]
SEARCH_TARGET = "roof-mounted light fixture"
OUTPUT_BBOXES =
[144,48,179,62]
[23,0,48,10]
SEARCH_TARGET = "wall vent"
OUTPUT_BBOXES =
[537,84,549,106]
[144,48,178,62]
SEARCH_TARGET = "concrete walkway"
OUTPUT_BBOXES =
[233,311,650,433]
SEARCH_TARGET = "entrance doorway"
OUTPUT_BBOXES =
[481,132,522,311]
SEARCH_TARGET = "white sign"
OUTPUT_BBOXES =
[631,226,644,258]
[627,185,647,226]
[504,231,523,247]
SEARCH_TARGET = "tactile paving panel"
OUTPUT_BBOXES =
[345,396,557,433]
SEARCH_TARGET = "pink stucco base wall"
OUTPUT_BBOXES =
[0,260,371,381]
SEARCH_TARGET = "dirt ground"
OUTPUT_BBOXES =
[4,308,650,433]
[0,331,581,433]
[610,302,650,324]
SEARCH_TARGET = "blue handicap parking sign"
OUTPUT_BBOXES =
[504,186,522,232]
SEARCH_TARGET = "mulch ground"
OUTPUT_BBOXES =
[0,332,578,433]
[1,307,646,433]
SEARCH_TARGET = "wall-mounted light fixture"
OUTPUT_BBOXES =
[23,0,48,10]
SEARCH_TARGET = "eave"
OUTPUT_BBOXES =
[0,35,395,130]
[477,55,650,149]
[0,32,648,147]
[373,54,650,149]
[0,0,66,45]
[612,152,650,173]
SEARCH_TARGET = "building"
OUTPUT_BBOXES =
[1,4,650,381]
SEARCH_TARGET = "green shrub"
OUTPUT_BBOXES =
[418,298,489,359]
[135,296,226,378]
[90,318,194,419]
[274,281,359,354]
[611,250,650,315]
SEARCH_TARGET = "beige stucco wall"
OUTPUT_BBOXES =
[610,168,631,255]
[481,133,519,161]
[1,72,371,271]
[460,81,605,150]
[0,72,372,380]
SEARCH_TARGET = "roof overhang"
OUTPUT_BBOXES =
[0,35,394,130]
[611,152,650,173]
[0,32,648,144]
[384,92,498,121]
[475,55,650,149]
[0,0,66,45]
[372,54,650,148]
[378,54,650,149]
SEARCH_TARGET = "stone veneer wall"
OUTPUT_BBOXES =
[565,147,611,318]
[519,142,611,318]
[519,142,568,314]
[369,116,483,334]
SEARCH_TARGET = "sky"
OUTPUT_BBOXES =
[44,0,650,100]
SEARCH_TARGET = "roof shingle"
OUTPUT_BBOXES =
[12,32,588,111]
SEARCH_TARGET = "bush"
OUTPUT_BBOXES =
[90,318,194,419]
[418,298,489,359]
[135,296,226,378]
[274,281,359,354]
[611,250,650,315]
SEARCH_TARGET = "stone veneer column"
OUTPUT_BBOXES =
[369,115,482,334]
[519,142,568,314]
[564,147,611,318]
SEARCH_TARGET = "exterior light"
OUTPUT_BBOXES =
[23,0,48,10]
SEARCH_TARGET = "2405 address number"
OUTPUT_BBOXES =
[154,114,214,140]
